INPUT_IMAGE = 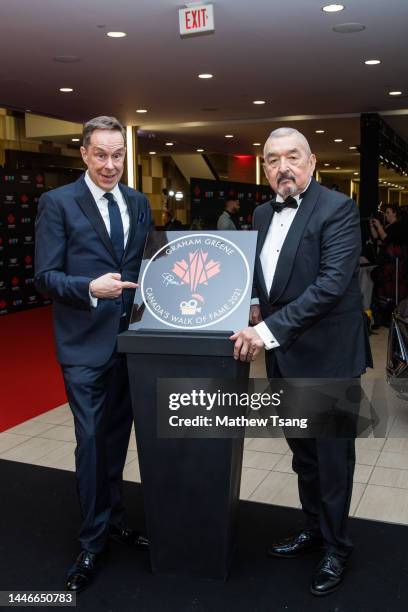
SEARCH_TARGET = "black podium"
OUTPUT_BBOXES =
[118,329,249,580]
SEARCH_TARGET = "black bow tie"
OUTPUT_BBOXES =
[271,195,299,213]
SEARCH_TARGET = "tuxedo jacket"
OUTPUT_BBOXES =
[252,178,372,377]
[35,174,152,367]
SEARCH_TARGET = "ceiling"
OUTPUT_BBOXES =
[0,0,407,180]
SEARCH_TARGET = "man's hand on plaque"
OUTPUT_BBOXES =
[249,304,262,325]
[230,327,264,362]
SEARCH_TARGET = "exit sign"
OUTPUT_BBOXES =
[179,4,215,36]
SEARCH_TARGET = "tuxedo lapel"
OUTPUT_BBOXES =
[254,203,274,299]
[74,176,118,263]
[256,203,274,257]
[269,179,320,304]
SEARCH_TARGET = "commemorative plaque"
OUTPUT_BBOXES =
[119,229,257,581]
[130,230,257,332]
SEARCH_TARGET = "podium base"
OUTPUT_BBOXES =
[119,330,249,580]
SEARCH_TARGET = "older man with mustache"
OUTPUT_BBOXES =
[231,128,372,596]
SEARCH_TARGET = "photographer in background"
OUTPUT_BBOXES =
[369,204,405,245]
[370,204,408,327]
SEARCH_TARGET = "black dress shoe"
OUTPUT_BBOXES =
[268,530,323,558]
[109,524,149,550]
[66,550,104,593]
[310,552,347,596]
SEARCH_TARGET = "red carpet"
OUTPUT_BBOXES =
[0,306,66,432]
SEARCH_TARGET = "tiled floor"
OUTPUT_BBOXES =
[2,327,408,526]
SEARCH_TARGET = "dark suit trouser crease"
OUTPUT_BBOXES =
[62,346,133,554]
[266,353,355,559]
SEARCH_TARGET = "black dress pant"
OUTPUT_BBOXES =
[285,437,355,558]
[266,353,356,559]
[62,351,133,553]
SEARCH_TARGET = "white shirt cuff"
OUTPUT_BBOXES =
[89,287,98,308]
[255,321,280,351]
[250,298,260,306]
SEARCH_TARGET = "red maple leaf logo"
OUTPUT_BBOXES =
[7,214,15,224]
[24,255,32,264]
[20,194,29,204]
[172,250,220,293]
[0,300,7,309]
[11,276,19,286]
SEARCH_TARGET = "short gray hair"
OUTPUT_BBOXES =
[82,116,126,147]
[264,127,311,156]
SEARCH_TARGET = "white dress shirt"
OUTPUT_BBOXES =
[84,171,130,247]
[254,179,311,350]
[85,171,130,307]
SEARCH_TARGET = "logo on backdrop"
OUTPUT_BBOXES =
[8,257,19,267]
[141,233,250,330]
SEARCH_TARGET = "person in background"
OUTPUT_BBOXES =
[370,204,408,326]
[370,204,406,246]
[217,198,240,230]
[162,208,182,229]
[35,116,151,593]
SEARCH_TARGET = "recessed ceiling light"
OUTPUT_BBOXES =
[253,142,261,146]
[315,130,325,134]
[25,109,31,112]
[336,166,341,170]
[349,145,357,150]
[354,172,359,175]
[253,100,266,105]
[107,31,127,38]
[334,138,343,143]
[196,148,204,152]
[136,109,147,113]
[364,59,381,65]
[165,142,174,146]
[71,138,80,142]
[149,152,156,155]
[324,163,330,166]
[389,90,402,96]
[198,73,213,79]
[322,4,344,13]
[225,134,234,138]
[59,87,73,92]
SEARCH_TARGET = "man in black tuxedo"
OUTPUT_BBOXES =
[231,127,372,596]
[35,116,151,592]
